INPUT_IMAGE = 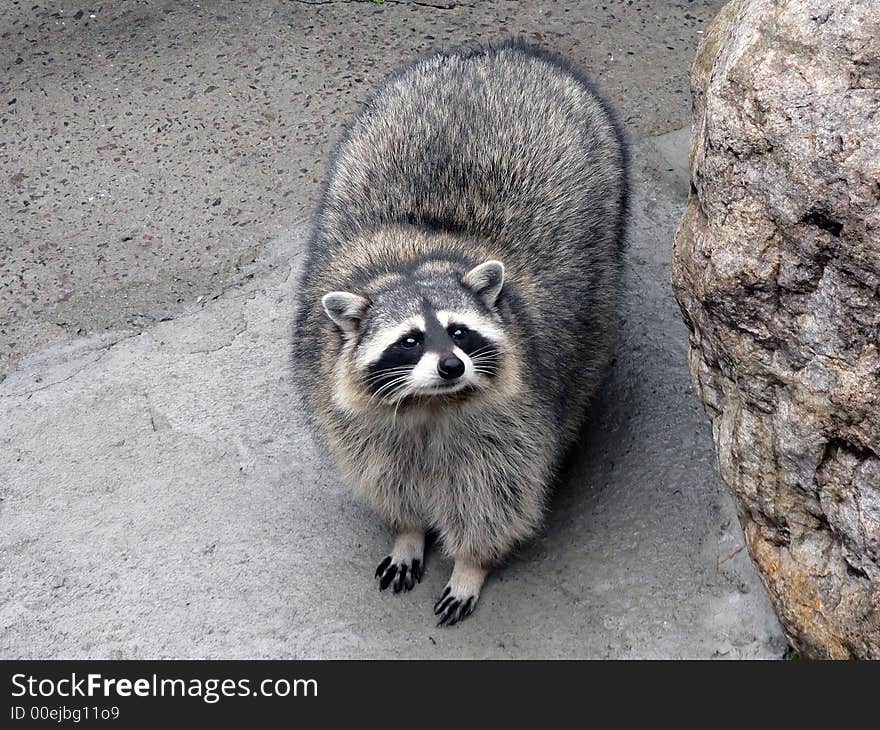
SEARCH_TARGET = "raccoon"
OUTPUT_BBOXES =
[294,40,628,626]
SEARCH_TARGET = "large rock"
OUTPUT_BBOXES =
[673,0,880,659]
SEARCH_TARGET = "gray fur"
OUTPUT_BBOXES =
[293,40,628,621]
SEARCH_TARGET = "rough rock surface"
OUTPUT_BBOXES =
[673,0,880,658]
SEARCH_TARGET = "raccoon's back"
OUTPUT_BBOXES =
[312,40,628,287]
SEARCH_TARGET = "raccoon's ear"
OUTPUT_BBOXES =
[463,260,505,307]
[321,291,370,332]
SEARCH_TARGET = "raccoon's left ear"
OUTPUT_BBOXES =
[463,260,505,307]
[322,291,370,333]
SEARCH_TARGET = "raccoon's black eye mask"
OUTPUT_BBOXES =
[448,326,500,377]
[443,324,484,355]
[365,335,423,394]
[399,332,422,349]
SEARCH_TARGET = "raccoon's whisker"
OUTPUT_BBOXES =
[363,366,414,384]
[367,381,398,401]
[369,375,411,405]
[471,364,499,373]
[474,368,498,375]
[469,354,499,364]
[373,375,412,402]
[364,366,412,380]
[466,345,499,359]
[469,346,501,360]
[383,378,415,424]
[371,376,408,400]
[364,368,411,385]
[390,386,410,422]
[365,364,414,376]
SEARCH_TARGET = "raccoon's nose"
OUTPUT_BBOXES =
[438,355,465,380]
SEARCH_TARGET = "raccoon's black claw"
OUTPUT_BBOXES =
[375,556,392,579]
[379,563,398,591]
[435,592,475,627]
[433,585,451,613]
[393,564,408,593]
[376,555,422,593]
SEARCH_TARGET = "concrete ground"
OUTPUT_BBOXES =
[2,0,723,375]
[0,129,786,659]
[0,0,787,658]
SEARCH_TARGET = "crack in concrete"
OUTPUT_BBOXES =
[187,320,251,355]
[0,356,101,400]
[1,256,289,400]
[1,271,284,399]
[0,333,140,400]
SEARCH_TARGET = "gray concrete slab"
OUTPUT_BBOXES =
[1,0,724,376]
[0,131,787,659]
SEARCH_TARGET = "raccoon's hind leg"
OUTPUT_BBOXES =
[375,529,425,593]
[433,559,489,626]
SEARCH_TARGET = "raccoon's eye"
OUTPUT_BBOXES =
[400,334,421,349]
[449,326,469,341]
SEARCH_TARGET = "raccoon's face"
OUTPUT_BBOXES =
[322,259,514,409]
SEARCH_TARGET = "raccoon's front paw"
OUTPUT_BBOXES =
[375,529,426,593]
[433,560,489,627]
[375,554,424,592]
[433,584,477,626]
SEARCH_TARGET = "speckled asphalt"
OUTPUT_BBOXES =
[1,1,788,658]
[2,0,723,375]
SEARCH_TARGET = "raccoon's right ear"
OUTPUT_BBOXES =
[321,291,370,333]
[463,260,505,307]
